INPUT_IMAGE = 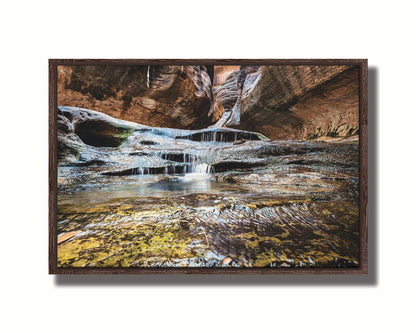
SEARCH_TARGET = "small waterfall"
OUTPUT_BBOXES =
[176,129,260,142]
[157,151,213,177]
[126,151,213,177]
[183,163,212,181]
[132,167,145,175]
[194,163,213,174]
[126,125,262,178]
[134,125,262,143]
[146,66,150,88]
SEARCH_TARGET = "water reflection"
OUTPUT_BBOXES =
[149,175,212,194]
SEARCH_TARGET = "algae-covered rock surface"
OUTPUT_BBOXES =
[58,194,359,268]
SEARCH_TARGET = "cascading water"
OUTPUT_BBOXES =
[146,66,151,88]
[158,151,213,178]
[183,163,213,182]
[133,126,262,143]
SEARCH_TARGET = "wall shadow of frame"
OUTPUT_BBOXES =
[54,67,378,287]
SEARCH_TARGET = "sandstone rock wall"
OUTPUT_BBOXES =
[214,65,359,140]
[212,65,240,86]
[209,70,239,124]
[58,65,213,129]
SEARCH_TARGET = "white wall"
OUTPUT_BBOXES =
[1,1,415,332]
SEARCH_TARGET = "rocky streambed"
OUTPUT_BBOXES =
[57,107,360,268]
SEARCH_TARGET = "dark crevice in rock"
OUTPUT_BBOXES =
[103,165,190,176]
[160,153,196,162]
[128,152,149,156]
[212,161,266,173]
[176,130,262,142]
[64,159,106,167]
[138,140,159,145]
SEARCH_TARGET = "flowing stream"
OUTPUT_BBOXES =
[57,126,360,268]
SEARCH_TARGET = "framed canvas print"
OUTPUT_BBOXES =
[49,59,368,274]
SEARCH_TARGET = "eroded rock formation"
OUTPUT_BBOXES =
[58,65,213,129]
[214,65,359,140]
[209,70,239,124]
[213,66,259,127]
[57,106,268,164]
[57,106,138,163]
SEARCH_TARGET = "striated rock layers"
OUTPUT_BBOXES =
[57,106,138,163]
[56,106,268,164]
[214,65,359,140]
[209,70,239,125]
[58,65,213,129]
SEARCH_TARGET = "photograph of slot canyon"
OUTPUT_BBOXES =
[55,62,362,269]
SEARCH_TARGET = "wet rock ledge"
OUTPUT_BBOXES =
[57,106,269,165]
[57,106,358,185]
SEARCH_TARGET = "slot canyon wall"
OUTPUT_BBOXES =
[212,65,360,140]
[58,64,359,140]
[58,65,213,129]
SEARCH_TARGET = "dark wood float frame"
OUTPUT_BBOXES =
[49,59,368,275]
